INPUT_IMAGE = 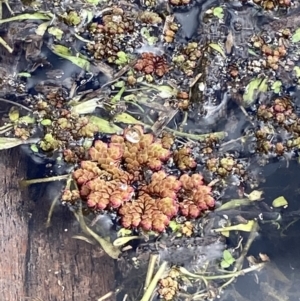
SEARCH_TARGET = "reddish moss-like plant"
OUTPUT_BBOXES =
[179,174,215,218]
[119,193,178,232]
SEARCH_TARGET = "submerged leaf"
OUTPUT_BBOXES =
[214,220,256,233]
[243,77,268,107]
[114,113,144,125]
[0,13,52,24]
[89,116,122,134]
[272,196,288,208]
[113,236,140,246]
[35,21,50,36]
[216,198,251,211]
[247,190,263,201]
[209,43,226,58]
[50,44,90,71]
[0,137,39,150]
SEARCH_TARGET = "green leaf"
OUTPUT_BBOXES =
[213,7,224,19]
[18,116,35,124]
[115,51,129,66]
[0,137,28,150]
[50,44,90,71]
[30,144,39,153]
[294,66,300,78]
[35,21,50,36]
[89,116,122,134]
[140,27,158,45]
[48,27,63,40]
[221,250,235,268]
[65,11,81,26]
[9,107,19,122]
[243,77,268,107]
[17,72,31,78]
[41,119,52,126]
[272,196,288,208]
[114,113,144,125]
[292,28,300,43]
[209,43,226,58]
[169,221,181,232]
[216,198,251,211]
[113,236,140,246]
[271,80,282,94]
[214,220,256,233]
[0,12,52,25]
[248,48,259,57]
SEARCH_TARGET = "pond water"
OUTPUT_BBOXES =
[2,0,300,300]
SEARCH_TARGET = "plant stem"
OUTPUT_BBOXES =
[167,128,227,141]
[20,174,70,187]
[140,261,168,301]
[0,97,32,112]
[144,254,159,290]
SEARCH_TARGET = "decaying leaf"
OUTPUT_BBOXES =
[114,112,144,125]
[0,137,40,150]
[209,43,226,58]
[216,198,251,211]
[272,196,288,208]
[214,220,256,233]
[113,236,140,246]
[9,107,19,122]
[243,77,268,107]
[0,12,53,25]
[50,44,90,71]
[89,116,122,133]
[35,21,50,36]
[48,27,63,40]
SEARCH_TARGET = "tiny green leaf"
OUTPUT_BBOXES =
[271,80,282,94]
[294,66,300,78]
[9,107,19,122]
[272,196,288,208]
[30,144,39,153]
[41,119,52,126]
[169,221,181,232]
[292,28,300,43]
[221,250,235,268]
[48,26,63,40]
[213,7,224,19]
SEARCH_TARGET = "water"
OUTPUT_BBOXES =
[1,0,300,300]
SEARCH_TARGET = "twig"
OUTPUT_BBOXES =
[0,37,13,53]
[0,97,32,112]
[140,261,168,301]
[144,254,159,290]
[20,174,70,187]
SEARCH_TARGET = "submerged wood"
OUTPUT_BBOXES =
[0,149,116,301]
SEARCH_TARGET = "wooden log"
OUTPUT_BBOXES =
[0,150,116,301]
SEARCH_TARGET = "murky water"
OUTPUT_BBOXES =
[2,0,300,300]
